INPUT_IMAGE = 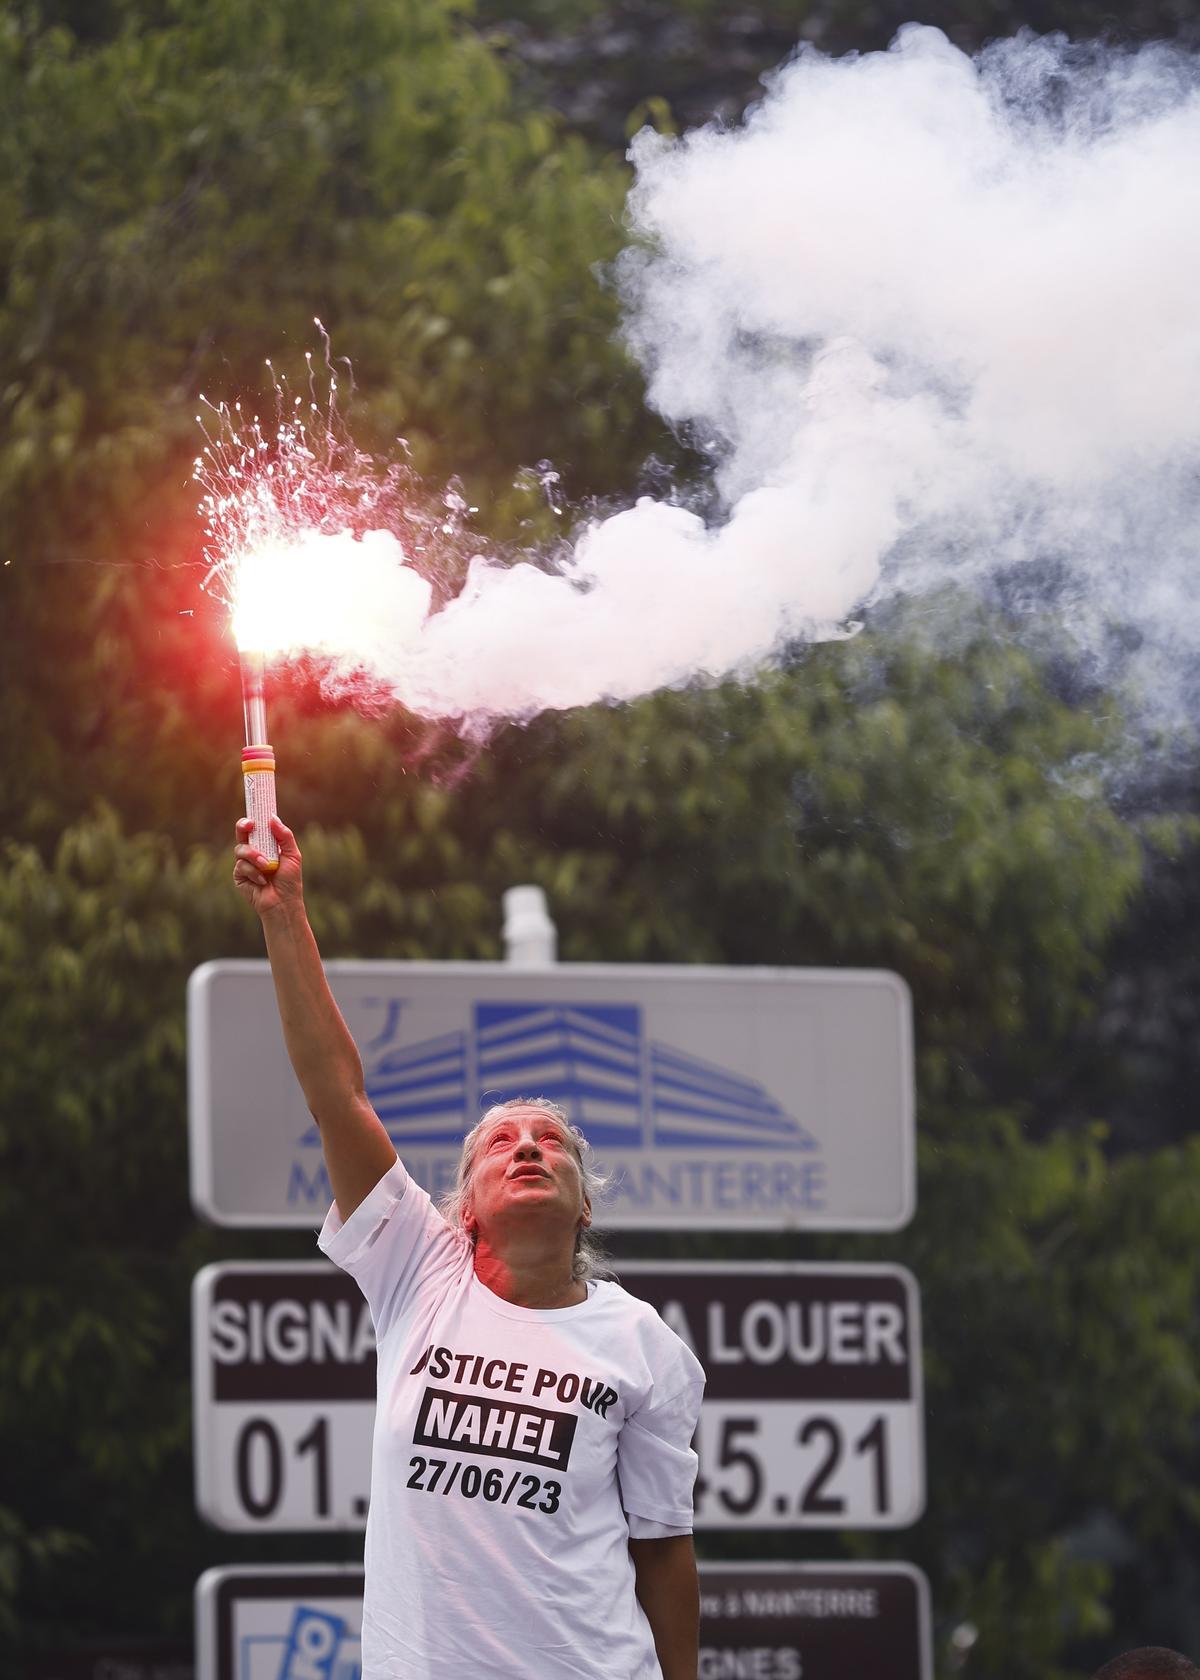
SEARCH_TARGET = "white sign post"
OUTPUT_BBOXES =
[192,1260,923,1534]
[188,961,914,1231]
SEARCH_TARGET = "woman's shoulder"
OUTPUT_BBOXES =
[589,1279,699,1353]
[584,1280,706,1409]
[590,1276,650,1305]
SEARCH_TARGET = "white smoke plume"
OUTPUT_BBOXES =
[343,28,1200,723]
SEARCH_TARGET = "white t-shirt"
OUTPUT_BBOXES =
[318,1159,706,1680]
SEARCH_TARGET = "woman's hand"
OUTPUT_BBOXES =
[233,815,305,919]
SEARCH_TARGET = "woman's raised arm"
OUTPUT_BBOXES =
[233,814,398,1219]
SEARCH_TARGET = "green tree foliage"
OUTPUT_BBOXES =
[0,0,657,849]
[3,3,1200,1677]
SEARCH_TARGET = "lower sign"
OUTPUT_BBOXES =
[699,1563,931,1680]
[196,1562,930,1680]
[196,1567,364,1680]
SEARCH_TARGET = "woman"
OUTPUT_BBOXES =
[234,814,705,1680]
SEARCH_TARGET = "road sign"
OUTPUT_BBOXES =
[193,1261,923,1533]
[196,1561,930,1680]
[196,1566,364,1680]
[192,1264,375,1532]
[698,1562,932,1680]
[188,960,914,1230]
[627,1263,924,1530]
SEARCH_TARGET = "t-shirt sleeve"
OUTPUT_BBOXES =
[626,1515,692,1539]
[316,1158,467,1343]
[617,1370,706,1532]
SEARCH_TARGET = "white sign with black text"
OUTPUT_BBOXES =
[625,1262,924,1530]
[192,1264,375,1532]
[192,1260,923,1533]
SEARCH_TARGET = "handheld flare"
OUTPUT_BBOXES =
[239,650,279,872]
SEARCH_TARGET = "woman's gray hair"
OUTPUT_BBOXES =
[439,1097,612,1283]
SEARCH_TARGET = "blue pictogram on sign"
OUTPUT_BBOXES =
[272,1606,359,1680]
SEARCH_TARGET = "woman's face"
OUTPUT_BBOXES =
[464,1107,591,1243]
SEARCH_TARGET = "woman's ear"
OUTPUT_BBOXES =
[580,1198,592,1230]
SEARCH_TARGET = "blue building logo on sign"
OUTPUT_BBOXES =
[293,1001,825,1217]
[360,1000,814,1149]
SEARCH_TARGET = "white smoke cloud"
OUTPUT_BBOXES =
[362,27,1200,723]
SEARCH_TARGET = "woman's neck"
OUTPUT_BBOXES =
[473,1240,587,1309]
